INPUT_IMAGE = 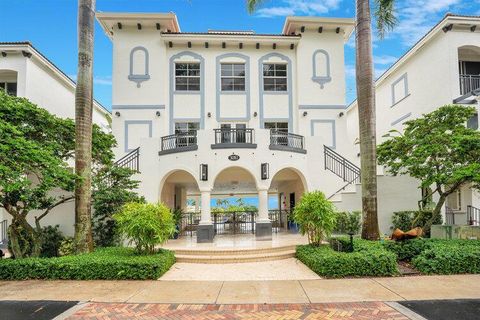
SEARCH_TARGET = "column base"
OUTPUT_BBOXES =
[255,221,272,240]
[197,224,214,243]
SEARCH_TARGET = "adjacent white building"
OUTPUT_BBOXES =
[0,42,111,236]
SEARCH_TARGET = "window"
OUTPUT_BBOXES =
[175,63,200,91]
[219,123,247,143]
[174,122,199,147]
[221,63,245,91]
[263,64,287,91]
[447,188,462,211]
[0,82,17,96]
[265,122,288,132]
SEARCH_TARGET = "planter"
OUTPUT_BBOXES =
[288,221,299,233]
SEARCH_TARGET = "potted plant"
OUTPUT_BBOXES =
[287,212,299,233]
[171,208,183,239]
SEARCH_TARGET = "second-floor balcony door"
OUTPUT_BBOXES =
[220,123,246,144]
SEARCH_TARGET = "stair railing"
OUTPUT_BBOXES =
[467,205,480,226]
[324,145,361,184]
[115,147,140,172]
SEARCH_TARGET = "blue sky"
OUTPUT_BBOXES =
[1,0,479,109]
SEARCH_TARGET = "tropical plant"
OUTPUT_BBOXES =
[113,202,176,254]
[0,90,115,258]
[293,191,337,246]
[335,211,362,235]
[92,165,144,247]
[378,105,480,232]
[247,0,398,241]
[74,0,96,253]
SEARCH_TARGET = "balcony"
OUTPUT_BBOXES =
[211,128,257,149]
[460,74,480,95]
[158,131,198,155]
[269,130,306,154]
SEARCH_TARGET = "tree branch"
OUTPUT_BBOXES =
[35,196,75,223]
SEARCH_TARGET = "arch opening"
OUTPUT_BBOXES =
[160,169,200,212]
[268,167,307,212]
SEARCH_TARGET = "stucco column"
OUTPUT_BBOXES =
[256,188,272,240]
[200,190,211,224]
[257,189,270,222]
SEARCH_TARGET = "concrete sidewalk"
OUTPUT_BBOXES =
[1,275,479,304]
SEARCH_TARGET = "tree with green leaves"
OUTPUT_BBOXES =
[75,0,96,253]
[92,166,144,247]
[378,105,480,230]
[247,0,397,240]
[0,90,115,258]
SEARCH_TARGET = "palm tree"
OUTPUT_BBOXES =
[74,0,96,253]
[247,0,396,240]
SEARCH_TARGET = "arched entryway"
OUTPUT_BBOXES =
[160,169,200,211]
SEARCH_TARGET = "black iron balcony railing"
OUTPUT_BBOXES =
[467,205,480,226]
[269,130,306,154]
[115,147,140,172]
[159,130,198,155]
[460,74,480,95]
[212,128,256,149]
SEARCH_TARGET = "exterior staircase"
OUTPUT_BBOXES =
[173,245,297,264]
[323,145,361,200]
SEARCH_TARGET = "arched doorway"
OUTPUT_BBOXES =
[211,166,259,235]
[268,167,308,231]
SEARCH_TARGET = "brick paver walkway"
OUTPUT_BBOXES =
[67,302,409,320]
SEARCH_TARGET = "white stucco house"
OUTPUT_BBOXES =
[336,14,480,229]
[0,42,111,239]
[97,12,480,242]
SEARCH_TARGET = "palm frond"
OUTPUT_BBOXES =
[374,0,398,39]
[246,0,267,14]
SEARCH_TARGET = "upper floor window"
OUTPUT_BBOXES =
[265,122,288,132]
[175,63,200,91]
[221,63,245,91]
[263,64,287,91]
[0,82,17,96]
[175,122,199,134]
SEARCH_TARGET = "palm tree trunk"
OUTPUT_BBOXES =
[356,0,380,240]
[74,0,95,253]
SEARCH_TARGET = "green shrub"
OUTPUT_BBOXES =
[59,237,75,256]
[40,225,64,258]
[293,191,337,246]
[114,202,175,254]
[334,211,362,235]
[297,239,398,278]
[412,245,480,275]
[391,210,442,237]
[382,238,431,261]
[0,247,175,280]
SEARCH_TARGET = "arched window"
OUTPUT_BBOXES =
[312,49,331,88]
[128,46,150,87]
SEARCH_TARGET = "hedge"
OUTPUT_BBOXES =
[382,239,480,275]
[0,247,175,280]
[296,239,398,278]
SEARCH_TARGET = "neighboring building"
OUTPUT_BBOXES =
[0,42,111,237]
[337,14,480,230]
[97,12,359,242]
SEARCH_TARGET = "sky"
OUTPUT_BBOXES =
[1,0,480,109]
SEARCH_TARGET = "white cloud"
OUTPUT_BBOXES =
[374,55,398,65]
[255,0,341,18]
[387,0,462,46]
[344,64,356,78]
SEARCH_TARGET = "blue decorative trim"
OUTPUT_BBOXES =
[312,49,331,89]
[391,112,412,126]
[391,73,409,107]
[128,46,150,88]
[258,52,293,130]
[112,104,165,110]
[216,53,250,122]
[124,120,153,152]
[298,104,346,110]
[169,51,205,133]
[310,119,336,149]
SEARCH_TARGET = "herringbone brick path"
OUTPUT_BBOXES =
[67,302,409,319]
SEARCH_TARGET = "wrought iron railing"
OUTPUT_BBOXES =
[460,74,480,95]
[160,131,198,154]
[213,128,255,145]
[0,220,7,246]
[445,206,457,225]
[213,211,257,235]
[269,130,305,152]
[324,145,361,184]
[268,209,292,233]
[115,147,140,171]
[179,212,201,236]
[467,205,480,226]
